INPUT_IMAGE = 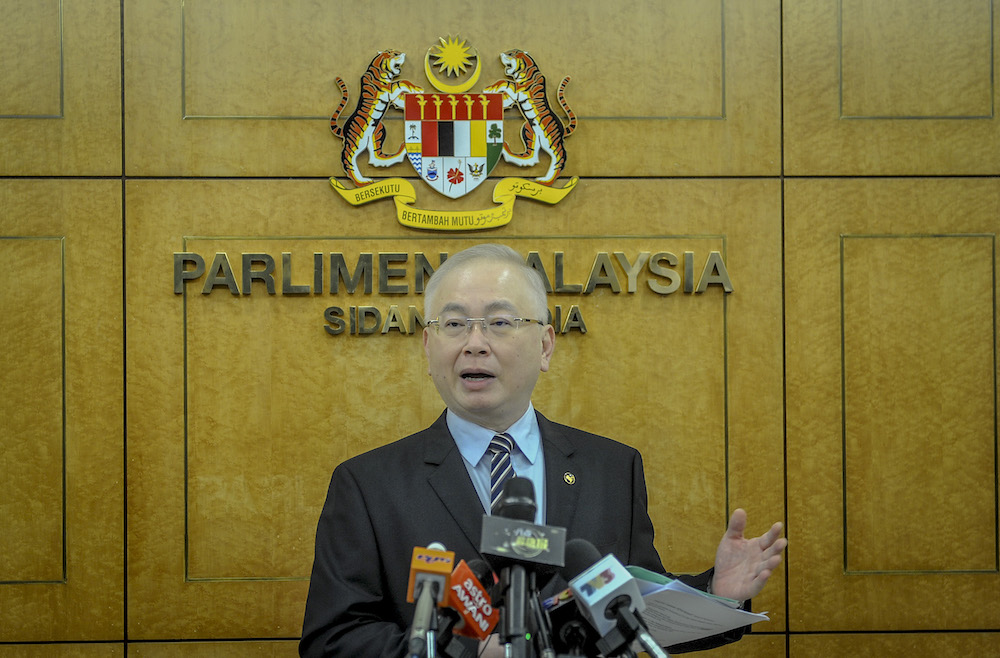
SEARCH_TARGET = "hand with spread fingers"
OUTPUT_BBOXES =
[709,508,787,602]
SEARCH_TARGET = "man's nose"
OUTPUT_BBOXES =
[463,321,491,352]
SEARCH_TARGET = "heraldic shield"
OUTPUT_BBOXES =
[404,92,504,199]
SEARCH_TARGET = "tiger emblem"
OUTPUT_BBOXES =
[330,50,424,185]
[483,50,577,185]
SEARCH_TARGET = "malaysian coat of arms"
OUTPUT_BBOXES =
[328,37,578,230]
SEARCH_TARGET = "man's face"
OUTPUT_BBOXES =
[423,259,555,432]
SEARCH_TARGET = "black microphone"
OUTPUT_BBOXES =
[561,538,669,658]
[434,608,472,658]
[545,590,599,656]
[467,558,498,592]
[497,475,536,520]
[480,477,567,575]
[478,478,568,658]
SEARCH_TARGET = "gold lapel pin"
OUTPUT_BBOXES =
[563,472,576,485]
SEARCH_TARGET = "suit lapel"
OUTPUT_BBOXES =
[537,412,581,531]
[421,411,585,554]
[423,413,488,553]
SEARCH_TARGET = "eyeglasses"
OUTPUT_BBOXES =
[426,315,546,338]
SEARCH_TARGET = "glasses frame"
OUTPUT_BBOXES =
[426,315,546,338]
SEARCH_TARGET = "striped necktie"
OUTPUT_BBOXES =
[488,433,515,513]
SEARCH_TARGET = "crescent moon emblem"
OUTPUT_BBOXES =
[424,48,482,93]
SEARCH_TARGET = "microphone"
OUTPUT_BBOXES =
[545,589,599,656]
[468,558,498,591]
[562,538,669,658]
[480,478,569,658]
[430,559,497,658]
[446,559,499,640]
[433,609,471,658]
[407,542,455,658]
[497,475,536,520]
[480,478,567,574]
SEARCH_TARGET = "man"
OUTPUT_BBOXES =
[300,243,787,657]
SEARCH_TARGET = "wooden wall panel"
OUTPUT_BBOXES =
[790,633,1000,656]
[124,177,785,638]
[0,0,121,175]
[128,642,297,657]
[785,178,1000,632]
[785,0,1000,175]
[0,646,123,658]
[0,180,124,641]
[842,236,995,573]
[571,0,782,177]
[124,0,780,177]
[1,237,63,583]
[700,634,785,658]
[4,0,998,654]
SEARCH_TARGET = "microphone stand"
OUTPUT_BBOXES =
[503,569,583,658]
[499,564,531,658]
[408,580,442,658]
[528,572,557,658]
[426,607,439,658]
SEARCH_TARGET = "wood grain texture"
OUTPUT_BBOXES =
[785,178,1000,631]
[0,0,121,175]
[0,179,124,641]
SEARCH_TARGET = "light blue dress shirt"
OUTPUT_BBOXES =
[447,404,546,525]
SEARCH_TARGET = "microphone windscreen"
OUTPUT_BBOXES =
[469,559,501,601]
[496,477,537,521]
[561,538,603,581]
[466,559,496,587]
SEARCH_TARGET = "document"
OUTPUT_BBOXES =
[627,566,771,647]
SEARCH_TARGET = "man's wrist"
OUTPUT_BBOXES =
[707,577,747,607]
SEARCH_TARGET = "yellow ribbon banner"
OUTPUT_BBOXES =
[329,176,578,231]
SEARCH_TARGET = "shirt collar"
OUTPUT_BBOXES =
[448,404,541,466]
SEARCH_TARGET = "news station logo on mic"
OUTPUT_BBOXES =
[480,477,566,569]
[577,566,618,597]
[406,543,455,604]
[483,521,564,563]
[448,559,499,639]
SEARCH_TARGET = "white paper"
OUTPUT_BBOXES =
[627,566,770,648]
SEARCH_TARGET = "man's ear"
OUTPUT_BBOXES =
[539,324,556,372]
[423,326,432,373]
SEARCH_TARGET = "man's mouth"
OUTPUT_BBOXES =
[461,371,495,381]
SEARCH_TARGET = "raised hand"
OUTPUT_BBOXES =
[709,508,787,602]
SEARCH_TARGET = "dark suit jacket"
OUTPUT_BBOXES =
[299,411,746,657]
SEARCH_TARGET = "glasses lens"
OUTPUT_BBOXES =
[440,317,467,337]
[486,316,517,337]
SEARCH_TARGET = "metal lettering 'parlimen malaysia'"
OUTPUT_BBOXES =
[173,249,733,336]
